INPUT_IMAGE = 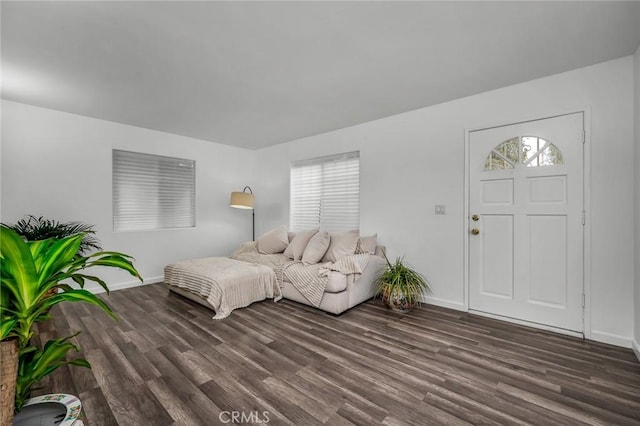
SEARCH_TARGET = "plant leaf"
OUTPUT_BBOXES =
[15,334,85,410]
[1,226,39,310]
[87,257,143,281]
[70,274,110,294]
[0,318,17,340]
[34,234,83,287]
[35,290,117,322]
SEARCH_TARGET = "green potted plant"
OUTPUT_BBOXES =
[0,225,142,423]
[377,251,430,313]
[2,214,102,255]
[3,215,104,314]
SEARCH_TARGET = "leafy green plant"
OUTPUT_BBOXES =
[376,251,430,312]
[15,334,89,405]
[0,225,142,411]
[2,215,102,255]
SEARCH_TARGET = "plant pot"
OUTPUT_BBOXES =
[383,294,415,313]
[0,338,19,426]
[13,394,83,426]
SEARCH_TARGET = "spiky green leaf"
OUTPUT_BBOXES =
[70,274,110,294]
[35,290,116,321]
[34,234,83,286]
[15,335,85,410]
[0,318,17,340]
[1,226,38,309]
[88,257,142,281]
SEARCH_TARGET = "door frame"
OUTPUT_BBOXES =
[463,108,592,339]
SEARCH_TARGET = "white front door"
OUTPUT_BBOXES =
[468,113,584,332]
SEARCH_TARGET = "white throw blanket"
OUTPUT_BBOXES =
[231,242,370,307]
[283,254,370,307]
[164,257,281,319]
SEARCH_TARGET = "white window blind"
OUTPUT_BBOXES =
[290,151,359,232]
[113,150,195,231]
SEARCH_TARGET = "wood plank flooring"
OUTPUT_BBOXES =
[33,283,640,425]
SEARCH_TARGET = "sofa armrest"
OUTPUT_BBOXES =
[347,255,386,307]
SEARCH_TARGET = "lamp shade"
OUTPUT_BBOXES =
[230,191,254,209]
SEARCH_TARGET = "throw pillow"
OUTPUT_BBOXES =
[322,229,360,263]
[355,234,378,254]
[284,228,319,260]
[257,225,289,254]
[301,231,330,265]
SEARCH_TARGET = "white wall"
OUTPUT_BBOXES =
[2,58,636,348]
[634,45,640,359]
[255,57,635,347]
[1,100,255,291]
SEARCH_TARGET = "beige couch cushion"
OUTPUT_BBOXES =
[322,229,360,263]
[284,228,318,260]
[302,231,330,264]
[257,225,289,254]
[355,234,378,254]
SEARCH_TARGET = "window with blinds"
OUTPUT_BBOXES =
[113,150,195,231]
[290,151,359,232]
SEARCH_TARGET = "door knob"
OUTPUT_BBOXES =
[472,214,479,221]
[471,228,480,235]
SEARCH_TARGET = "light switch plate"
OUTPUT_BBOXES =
[435,204,446,215]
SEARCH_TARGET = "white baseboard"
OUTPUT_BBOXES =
[632,339,640,362]
[87,275,164,294]
[422,296,466,312]
[589,330,632,348]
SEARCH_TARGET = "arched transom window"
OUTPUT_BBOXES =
[484,136,563,171]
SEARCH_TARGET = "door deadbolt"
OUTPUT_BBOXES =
[471,228,480,235]
[471,214,479,221]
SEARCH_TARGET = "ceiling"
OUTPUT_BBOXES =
[2,1,640,150]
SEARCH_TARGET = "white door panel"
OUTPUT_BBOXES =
[526,215,567,307]
[481,179,514,205]
[469,113,584,332]
[480,214,514,299]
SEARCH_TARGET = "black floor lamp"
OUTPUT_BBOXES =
[230,186,255,241]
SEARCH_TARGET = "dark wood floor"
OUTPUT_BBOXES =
[33,283,640,425]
